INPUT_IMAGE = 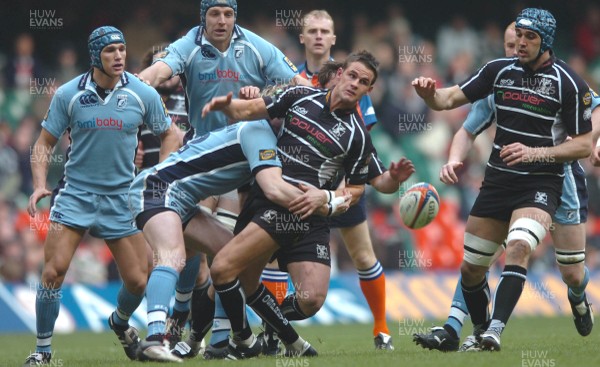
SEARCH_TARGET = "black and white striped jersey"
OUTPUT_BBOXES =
[460,56,592,178]
[263,86,374,190]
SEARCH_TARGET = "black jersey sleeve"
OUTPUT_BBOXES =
[556,61,592,136]
[263,86,319,119]
[460,58,514,103]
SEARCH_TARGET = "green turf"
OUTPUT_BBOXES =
[2,316,598,367]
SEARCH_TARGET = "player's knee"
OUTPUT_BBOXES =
[125,277,146,296]
[210,257,234,285]
[297,291,326,316]
[507,217,546,252]
[460,261,487,284]
[556,249,586,287]
[42,263,69,287]
[462,232,501,268]
[505,240,531,261]
[350,248,376,269]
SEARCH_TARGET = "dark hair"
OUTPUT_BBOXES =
[317,61,342,87]
[341,50,379,85]
[141,42,171,69]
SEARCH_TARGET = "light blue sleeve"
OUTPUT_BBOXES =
[462,94,495,136]
[159,27,198,77]
[41,86,70,139]
[238,120,281,174]
[359,95,377,127]
[592,89,600,111]
[142,87,172,135]
[249,32,297,82]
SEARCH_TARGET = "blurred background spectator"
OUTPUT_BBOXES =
[1,0,600,283]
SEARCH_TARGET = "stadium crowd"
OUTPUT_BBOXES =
[2,2,600,285]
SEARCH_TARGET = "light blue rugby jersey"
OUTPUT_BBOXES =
[130,120,281,218]
[592,89,600,111]
[42,71,171,195]
[158,25,298,136]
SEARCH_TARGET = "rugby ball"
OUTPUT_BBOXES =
[399,182,440,229]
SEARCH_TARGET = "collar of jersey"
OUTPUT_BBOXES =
[324,89,355,116]
[518,52,556,75]
[78,69,129,91]
[195,24,243,48]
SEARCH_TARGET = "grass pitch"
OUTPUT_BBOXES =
[1,316,598,367]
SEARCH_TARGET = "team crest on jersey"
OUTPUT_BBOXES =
[329,122,346,139]
[316,244,330,260]
[234,46,244,58]
[260,209,278,224]
[259,149,276,161]
[528,78,553,95]
[116,94,128,110]
[283,56,298,72]
[584,107,592,121]
[534,192,548,206]
[201,45,216,59]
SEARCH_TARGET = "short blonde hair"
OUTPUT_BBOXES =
[301,10,334,33]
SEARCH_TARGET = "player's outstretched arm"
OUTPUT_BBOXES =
[202,92,269,122]
[501,132,593,166]
[137,61,173,88]
[440,128,476,185]
[370,158,415,194]
[411,77,469,111]
[29,129,58,216]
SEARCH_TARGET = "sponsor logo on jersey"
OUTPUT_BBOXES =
[259,149,276,161]
[201,45,216,59]
[496,90,545,105]
[583,91,592,106]
[79,93,99,107]
[76,117,124,130]
[292,106,308,115]
[584,107,592,121]
[283,56,298,72]
[534,191,548,206]
[116,94,128,110]
[316,244,330,260]
[289,116,332,144]
[198,68,247,82]
[499,79,514,86]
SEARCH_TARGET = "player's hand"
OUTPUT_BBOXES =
[238,86,260,100]
[135,141,144,169]
[289,184,328,219]
[28,188,52,217]
[331,190,352,216]
[590,146,600,167]
[202,92,233,117]
[411,77,437,100]
[500,142,531,166]
[389,158,415,183]
[440,161,463,184]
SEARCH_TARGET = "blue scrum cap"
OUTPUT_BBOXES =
[88,26,126,69]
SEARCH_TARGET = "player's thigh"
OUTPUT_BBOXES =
[215,190,241,215]
[338,221,376,266]
[287,261,330,306]
[42,222,85,282]
[106,232,149,288]
[465,215,508,244]
[551,223,586,251]
[142,210,186,271]
[183,210,233,257]
[211,222,279,282]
